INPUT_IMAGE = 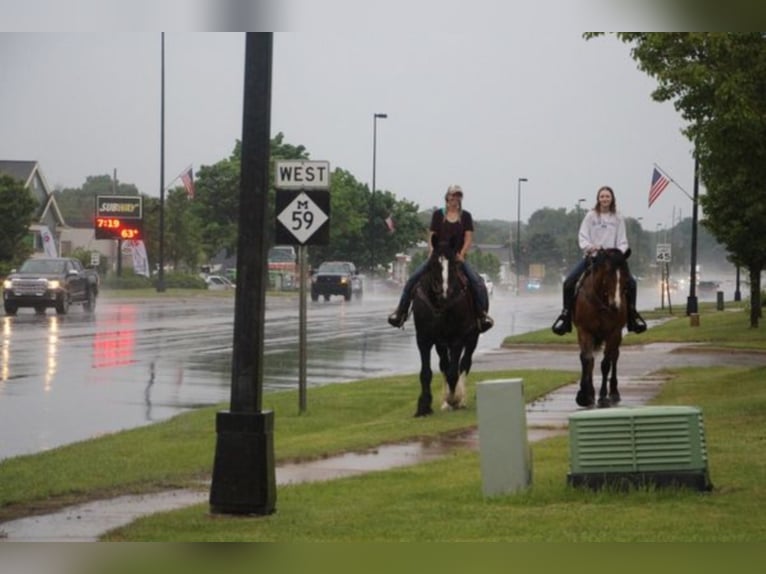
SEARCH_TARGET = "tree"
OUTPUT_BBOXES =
[587,33,766,326]
[0,175,38,275]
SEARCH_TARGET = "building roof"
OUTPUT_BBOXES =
[0,160,66,228]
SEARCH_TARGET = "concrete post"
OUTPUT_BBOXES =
[476,378,532,496]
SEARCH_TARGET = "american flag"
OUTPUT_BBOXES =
[648,167,669,208]
[180,166,195,199]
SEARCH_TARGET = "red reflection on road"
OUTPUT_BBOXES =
[92,306,137,368]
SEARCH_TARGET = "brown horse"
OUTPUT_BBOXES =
[411,236,479,417]
[573,248,631,408]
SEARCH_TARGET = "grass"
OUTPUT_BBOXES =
[0,369,570,521]
[103,364,766,541]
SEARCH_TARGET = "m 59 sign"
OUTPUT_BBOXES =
[274,160,330,246]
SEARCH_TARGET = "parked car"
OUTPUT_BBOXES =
[310,261,363,301]
[479,273,494,297]
[3,257,99,315]
[526,277,542,292]
[205,275,235,291]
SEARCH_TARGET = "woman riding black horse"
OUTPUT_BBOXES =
[552,186,647,336]
[387,184,493,333]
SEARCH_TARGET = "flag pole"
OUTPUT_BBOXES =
[654,163,695,202]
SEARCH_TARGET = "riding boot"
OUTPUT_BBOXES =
[551,283,575,336]
[477,310,494,333]
[626,281,647,334]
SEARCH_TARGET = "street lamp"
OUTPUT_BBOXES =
[515,177,527,295]
[370,112,388,272]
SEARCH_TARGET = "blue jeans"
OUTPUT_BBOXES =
[398,261,488,313]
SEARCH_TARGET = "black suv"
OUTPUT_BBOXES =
[310,261,363,302]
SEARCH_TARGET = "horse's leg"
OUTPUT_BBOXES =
[441,343,462,411]
[576,333,595,407]
[451,333,479,410]
[415,336,434,417]
[597,352,611,408]
[608,339,621,405]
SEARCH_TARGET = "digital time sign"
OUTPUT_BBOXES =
[95,217,143,240]
[95,195,143,241]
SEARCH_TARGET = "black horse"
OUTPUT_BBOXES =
[411,236,479,417]
[573,248,631,408]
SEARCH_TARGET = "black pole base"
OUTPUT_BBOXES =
[686,295,698,316]
[209,410,276,515]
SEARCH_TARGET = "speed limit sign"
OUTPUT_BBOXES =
[656,243,672,263]
[275,189,330,245]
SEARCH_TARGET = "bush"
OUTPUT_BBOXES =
[101,270,153,290]
[155,272,207,289]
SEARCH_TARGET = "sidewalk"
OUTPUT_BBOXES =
[2,342,764,542]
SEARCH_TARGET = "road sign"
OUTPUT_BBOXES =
[656,243,672,263]
[274,160,331,190]
[275,190,330,245]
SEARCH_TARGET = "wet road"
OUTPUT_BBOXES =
[0,283,564,461]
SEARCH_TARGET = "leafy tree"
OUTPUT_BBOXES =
[0,175,37,275]
[587,32,766,326]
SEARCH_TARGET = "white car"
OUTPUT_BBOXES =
[205,275,235,290]
[479,273,494,297]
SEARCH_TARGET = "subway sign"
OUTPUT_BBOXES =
[95,195,143,240]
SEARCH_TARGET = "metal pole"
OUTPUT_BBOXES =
[157,32,166,292]
[686,156,699,316]
[210,33,275,516]
[516,178,527,295]
[370,113,387,272]
[298,244,307,413]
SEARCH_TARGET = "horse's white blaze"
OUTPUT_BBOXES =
[613,268,621,308]
[439,256,449,297]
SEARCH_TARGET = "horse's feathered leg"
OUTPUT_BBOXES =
[415,335,434,417]
[608,338,621,405]
[576,332,595,407]
[441,343,462,411]
[598,354,611,408]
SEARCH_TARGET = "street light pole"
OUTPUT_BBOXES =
[370,112,388,273]
[516,177,527,295]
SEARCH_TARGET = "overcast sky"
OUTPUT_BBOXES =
[1,8,699,232]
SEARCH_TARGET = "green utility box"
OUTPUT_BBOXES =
[567,406,712,491]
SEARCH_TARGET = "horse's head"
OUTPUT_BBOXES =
[588,248,629,309]
[426,235,461,301]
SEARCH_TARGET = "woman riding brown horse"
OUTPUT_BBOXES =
[574,248,630,408]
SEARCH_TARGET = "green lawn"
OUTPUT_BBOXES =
[104,364,766,541]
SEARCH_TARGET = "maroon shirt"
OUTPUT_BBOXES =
[430,208,474,254]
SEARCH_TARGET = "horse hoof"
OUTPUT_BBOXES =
[415,408,433,418]
[609,393,621,405]
[576,391,594,408]
[597,397,611,408]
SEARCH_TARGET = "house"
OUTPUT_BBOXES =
[0,160,120,266]
[0,160,66,257]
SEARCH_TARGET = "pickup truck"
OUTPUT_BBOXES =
[310,261,363,302]
[3,257,99,315]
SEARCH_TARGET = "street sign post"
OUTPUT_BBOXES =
[274,161,331,414]
[656,243,672,263]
